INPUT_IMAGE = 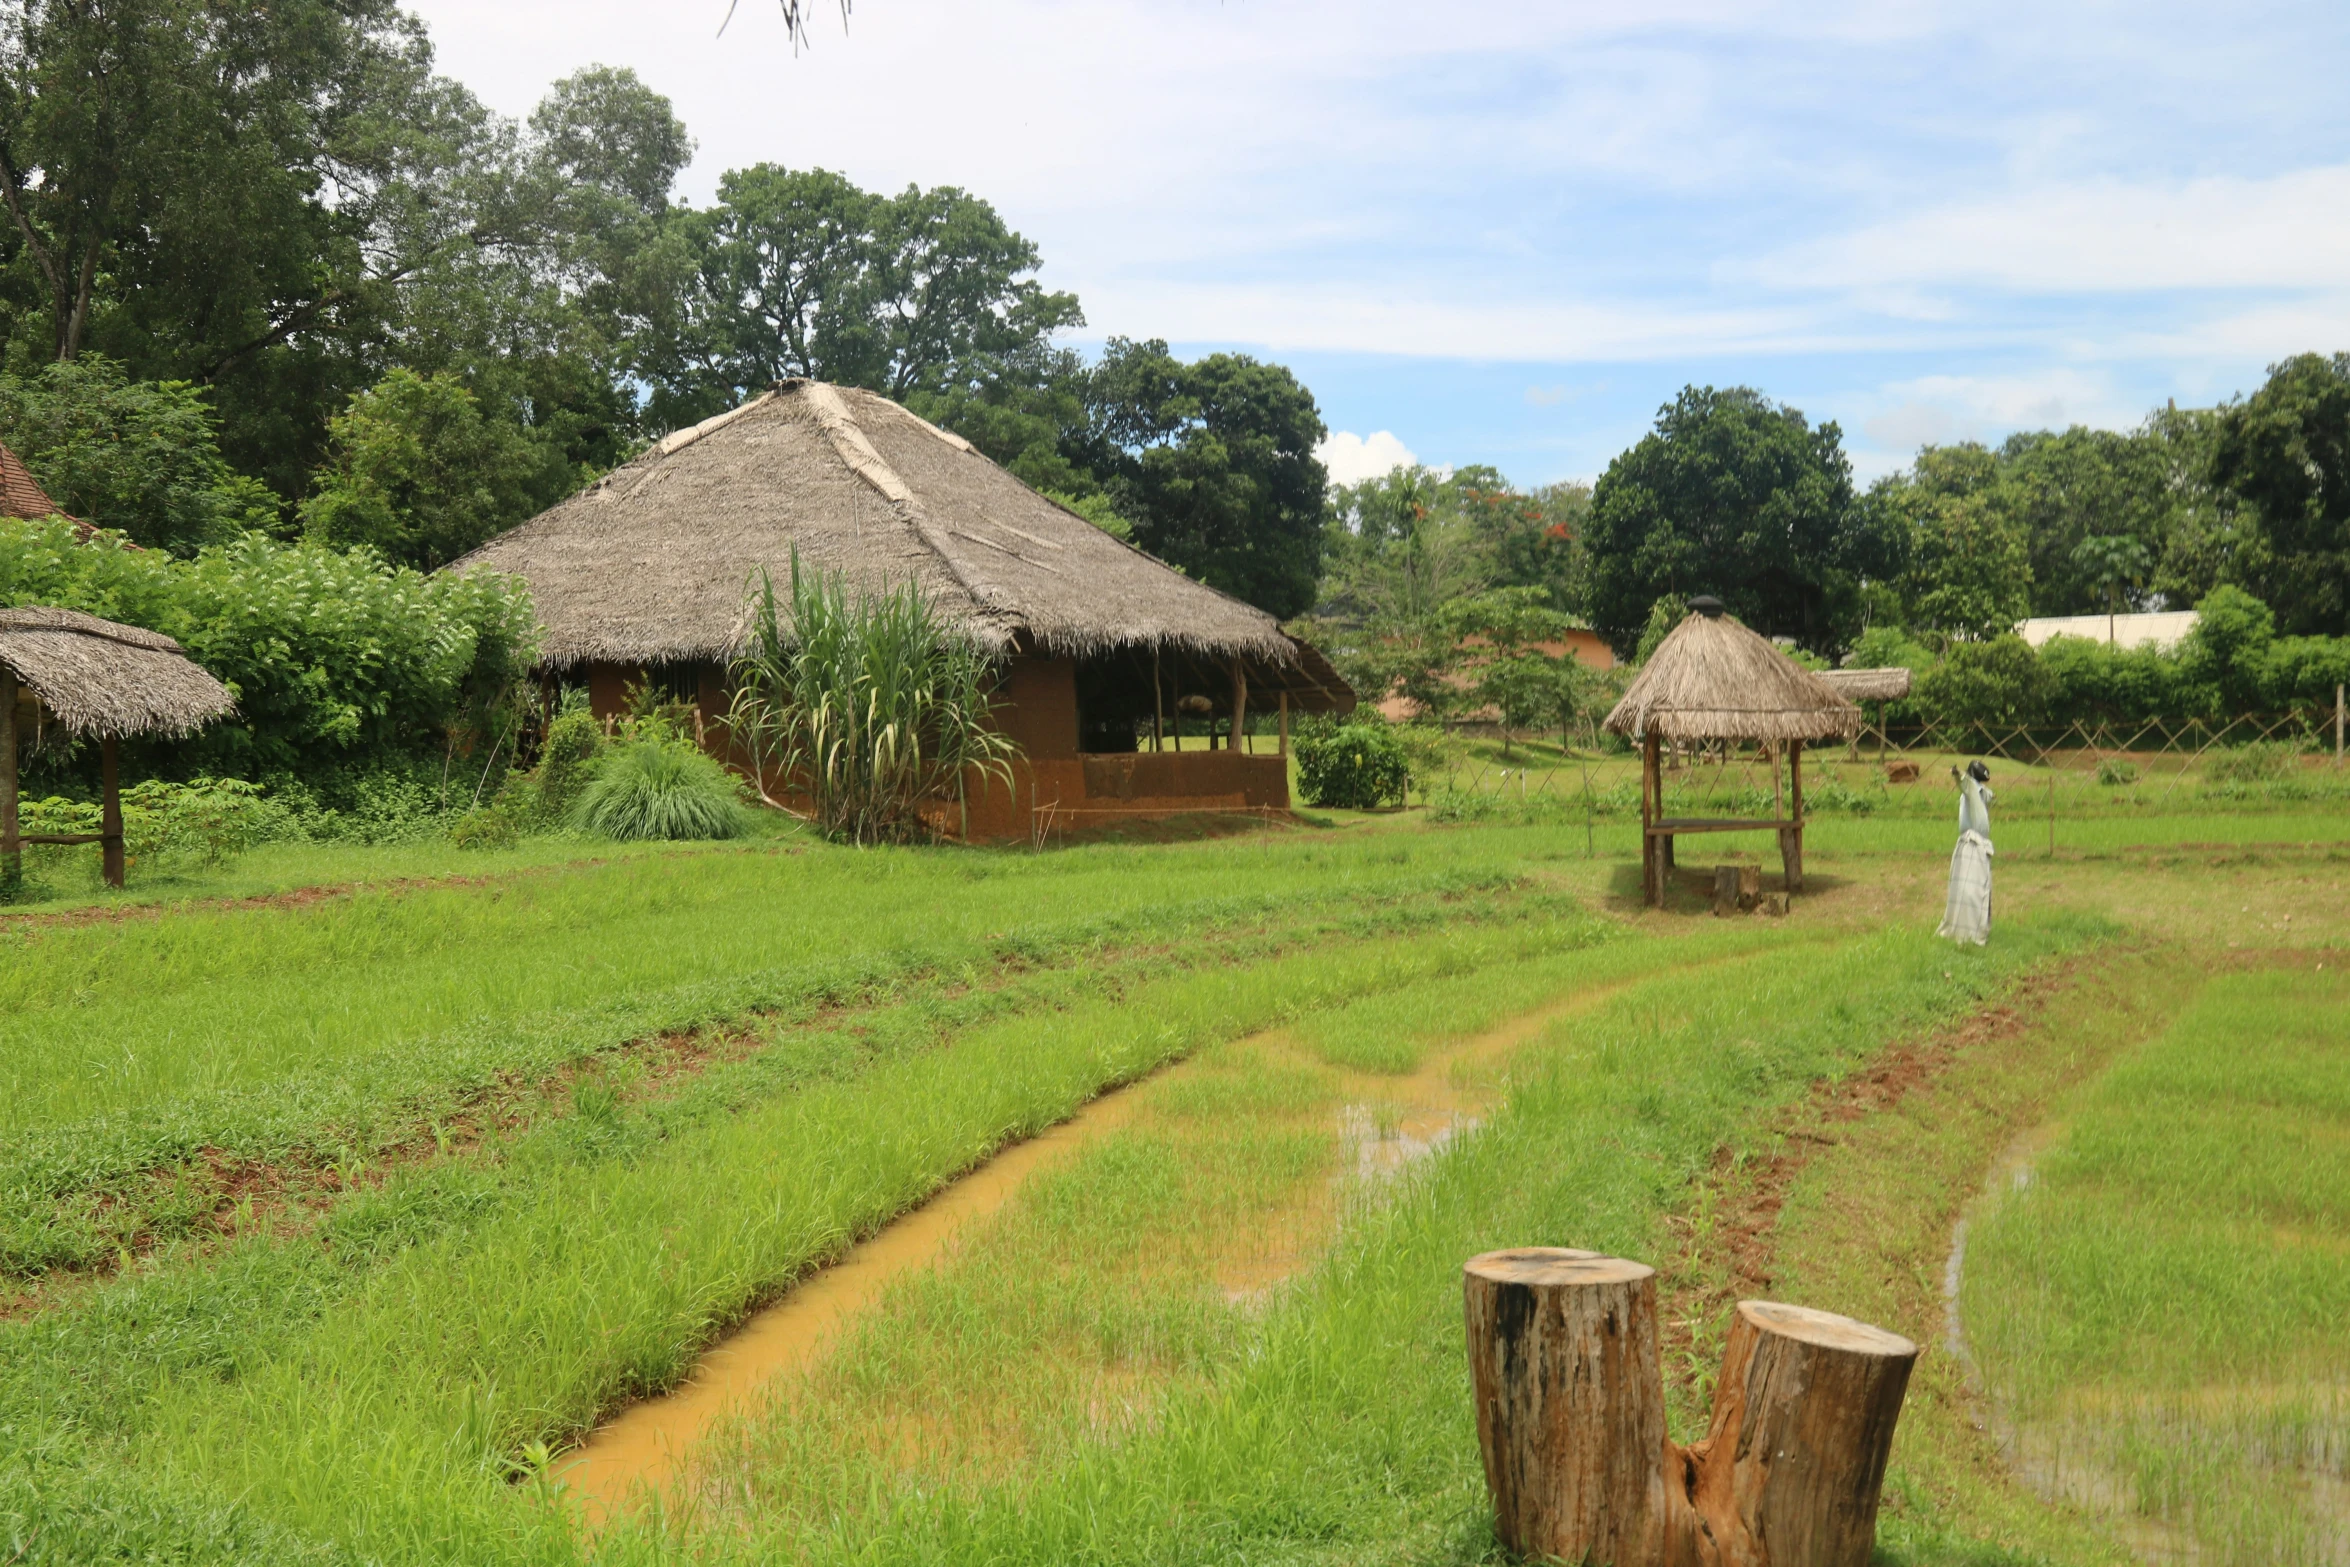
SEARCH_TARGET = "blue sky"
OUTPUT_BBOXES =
[408,1,2350,486]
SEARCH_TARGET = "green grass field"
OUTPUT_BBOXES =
[2,797,2345,1565]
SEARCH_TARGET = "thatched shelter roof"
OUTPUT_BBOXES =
[453,379,1347,705]
[1603,605,1859,744]
[0,607,235,739]
[1817,666,1912,703]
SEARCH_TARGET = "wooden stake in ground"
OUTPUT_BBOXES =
[1463,1248,1669,1563]
[1669,1301,1918,1567]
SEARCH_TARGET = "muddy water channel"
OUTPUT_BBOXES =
[556,986,1612,1532]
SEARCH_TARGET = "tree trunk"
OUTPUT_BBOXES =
[1463,1248,1669,1565]
[1667,1301,1918,1567]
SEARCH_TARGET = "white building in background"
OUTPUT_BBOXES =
[2016,611,2200,651]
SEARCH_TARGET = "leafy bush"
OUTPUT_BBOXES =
[2095,757,2141,787]
[569,735,750,841]
[2204,741,2295,784]
[0,515,536,778]
[505,706,607,829]
[10,777,292,892]
[1916,634,2050,729]
[1296,722,1411,809]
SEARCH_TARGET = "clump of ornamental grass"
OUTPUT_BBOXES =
[728,551,1018,845]
[569,732,752,841]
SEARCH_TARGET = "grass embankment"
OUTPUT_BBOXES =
[0,873,1629,1564]
[1963,964,2350,1565]
[610,912,2106,1565]
[0,828,1566,1274]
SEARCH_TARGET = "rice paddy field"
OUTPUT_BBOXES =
[2,787,2346,1565]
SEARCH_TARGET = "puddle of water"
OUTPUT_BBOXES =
[559,974,1636,1527]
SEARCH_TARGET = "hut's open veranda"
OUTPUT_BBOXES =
[0,607,235,891]
[454,379,1355,836]
[1603,599,1861,908]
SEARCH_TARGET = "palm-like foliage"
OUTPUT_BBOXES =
[728,552,1018,844]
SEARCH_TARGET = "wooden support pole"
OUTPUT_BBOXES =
[1152,649,1164,753]
[2336,682,2343,767]
[100,733,125,889]
[1,665,19,899]
[1231,658,1248,756]
[1670,1302,1918,1567]
[1784,739,1805,892]
[1463,1249,1668,1565]
[1642,732,1663,908]
[1277,691,1290,756]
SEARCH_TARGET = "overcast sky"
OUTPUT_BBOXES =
[404,0,2350,487]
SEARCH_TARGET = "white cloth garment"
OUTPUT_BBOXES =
[1937,775,1994,945]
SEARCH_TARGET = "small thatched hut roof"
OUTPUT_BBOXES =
[1817,666,1913,703]
[1603,604,1859,744]
[0,607,235,739]
[453,379,1350,708]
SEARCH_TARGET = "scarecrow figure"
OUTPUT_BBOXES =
[1937,759,1994,945]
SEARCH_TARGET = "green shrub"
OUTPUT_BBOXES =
[569,735,751,841]
[2204,741,2294,784]
[446,805,522,851]
[2095,757,2140,787]
[1296,722,1411,809]
[504,707,606,829]
[9,777,291,892]
[0,514,536,777]
[1916,634,2051,729]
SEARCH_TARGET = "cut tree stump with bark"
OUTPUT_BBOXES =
[1463,1248,1671,1565]
[1712,864,1761,916]
[1667,1301,1919,1567]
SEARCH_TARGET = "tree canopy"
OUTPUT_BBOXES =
[1584,385,1888,657]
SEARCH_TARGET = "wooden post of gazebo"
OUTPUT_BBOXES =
[1608,599,1858,911]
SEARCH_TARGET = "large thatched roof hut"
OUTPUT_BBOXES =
[455,379,1354,835]
[1,607,236,890]
[1603,600,1859,908]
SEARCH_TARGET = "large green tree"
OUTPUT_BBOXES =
[651,164,1082,426]
[1857,443,2032,640]
[1996,426,2175,614]
[1073,337,1328,620]
[2210,352,2350,636]
[299,368,550,569]
[1584,385,1889,656]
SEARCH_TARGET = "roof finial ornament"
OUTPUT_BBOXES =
[1689,594,1725,618]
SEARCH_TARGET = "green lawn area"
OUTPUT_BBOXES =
[1,801,2345,1565]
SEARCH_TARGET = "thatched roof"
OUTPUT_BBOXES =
[453,380,1344,703]
[1603,606,1860,743]
[0,607,235,739]
[1817,666,1913,703]
[0,442,61,521]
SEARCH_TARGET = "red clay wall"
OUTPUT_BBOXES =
[577,651,1287,840]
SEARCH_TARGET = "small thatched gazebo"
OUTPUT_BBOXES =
[454,378,1355,835]
[1603,598,1860,908]
[1,608,236,890]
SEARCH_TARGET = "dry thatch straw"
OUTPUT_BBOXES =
[452,379,1332,688]
[1603,607,1860,744]
[0,607,236,739]
[1816,666,1913,704]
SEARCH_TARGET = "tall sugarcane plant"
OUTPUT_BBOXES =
[728,552,1019,844]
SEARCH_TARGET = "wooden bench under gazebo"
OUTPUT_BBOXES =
[1,607,235,893]
[1603,598,1860,909]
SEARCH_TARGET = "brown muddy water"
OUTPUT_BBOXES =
[556,982,1626,1528]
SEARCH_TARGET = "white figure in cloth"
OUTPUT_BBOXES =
[1937,760,1994,945]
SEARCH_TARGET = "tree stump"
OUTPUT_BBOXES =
[1669,1302,1918,1567]
[1713,865,1761,916]
[1463,1248,1669,1564]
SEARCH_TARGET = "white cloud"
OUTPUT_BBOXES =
[1849,369,2144,476]
[1317,431,1418,486]
[1751,167,2350,294]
